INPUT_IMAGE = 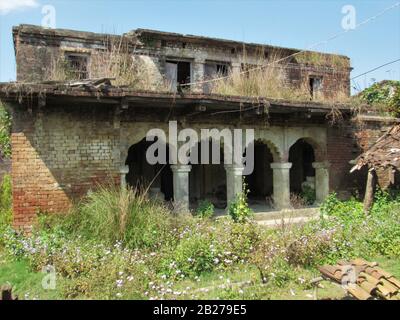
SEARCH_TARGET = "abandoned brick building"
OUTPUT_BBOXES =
[0,24,398,230]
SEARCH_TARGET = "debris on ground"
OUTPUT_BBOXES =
[318,258,400,300]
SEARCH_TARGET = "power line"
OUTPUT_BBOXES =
[351,58,400,80]
[180,2,400,88]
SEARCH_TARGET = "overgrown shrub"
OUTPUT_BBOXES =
[195,200,214,219]
[359,80,400,116]
[171,232,215,278]
[318,191,400,258]
[290,193,307,209]
[286,226,336,267]
[0,174,12,227]
[228,188,252,223]
[159,218,260,279]
[300,185,316,205]
[46,37,169,91]
[250,233,285,284]
[0,102,11,158]
[50,185,174,249]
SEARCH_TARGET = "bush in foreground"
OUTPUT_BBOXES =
[39,185,174,249]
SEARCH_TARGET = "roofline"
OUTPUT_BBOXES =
[132,28,350,60]
[12,24,350,61]
[12,24,139,53]
[0,82,353,113]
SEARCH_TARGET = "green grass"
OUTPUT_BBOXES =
[1,243,399,300]
[0,251,66,300]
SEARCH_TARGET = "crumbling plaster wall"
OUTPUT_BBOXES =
[14,27,350,99]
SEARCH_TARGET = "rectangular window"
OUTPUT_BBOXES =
[309,76,323,99]
[65,53,89,80]
[165,60,191,91]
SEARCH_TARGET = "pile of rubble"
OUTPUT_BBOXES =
[319,258,400,300]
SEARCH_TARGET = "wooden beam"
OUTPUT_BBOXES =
[363,167,377,214]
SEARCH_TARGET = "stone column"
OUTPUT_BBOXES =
[312,161,330,203]
[119,165,129,189]
[192,58,205,93]
[270,162,292,210]
[231,62,241,74]
[171,164,191,213]
[225,165,244,208]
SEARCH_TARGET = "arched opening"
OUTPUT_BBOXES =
[289,139,315,195]
[189,140,227,209]
[244,141,274,208]
[125,138,173,201]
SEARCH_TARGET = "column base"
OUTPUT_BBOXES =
[171,165,191,213]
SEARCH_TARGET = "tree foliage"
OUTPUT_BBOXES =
[359,80,400,116]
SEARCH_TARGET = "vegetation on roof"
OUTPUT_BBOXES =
[47,36,169,91]
[295,51,350,69]
[209,50,350,106]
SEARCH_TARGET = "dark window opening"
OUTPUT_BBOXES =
[216,64,228,76]
[165,60,191,91]
[65,53,89,79]
[309,76,322,99]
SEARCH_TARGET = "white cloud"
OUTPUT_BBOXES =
[0,0,39,15]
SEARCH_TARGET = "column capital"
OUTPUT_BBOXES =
[231,62,241,68]
[270,162,292,170]
[170,164,192,173]
[312,161,330,169]
[224,164,244,174]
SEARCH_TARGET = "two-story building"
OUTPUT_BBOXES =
[0,24,396,230]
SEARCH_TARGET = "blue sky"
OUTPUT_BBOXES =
[0,0,399,93]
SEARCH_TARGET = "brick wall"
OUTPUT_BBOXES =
[11,103,120,231]
[327,118,396,199]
